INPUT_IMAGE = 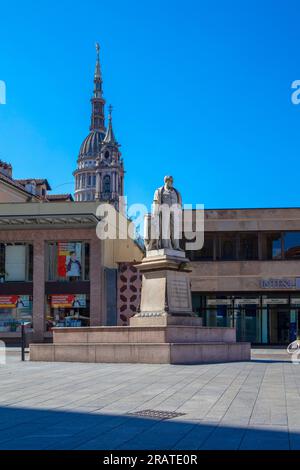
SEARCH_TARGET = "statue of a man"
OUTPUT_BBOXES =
[146,175,183,251]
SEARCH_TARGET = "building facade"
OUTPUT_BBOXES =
[185,207,300,345]
[73,45,124,209]
[0,202,142,343]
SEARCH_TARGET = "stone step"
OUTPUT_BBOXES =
[30,341,250,364]
[52,326,236,345]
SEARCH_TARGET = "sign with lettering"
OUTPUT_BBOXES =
[262,298,288,305]
[51,294,86,308]
[260,278,297,289]
[0,295,30,308]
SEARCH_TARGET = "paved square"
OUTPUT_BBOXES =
[0,351,300,449]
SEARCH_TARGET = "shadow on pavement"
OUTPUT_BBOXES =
[0,405,299,450]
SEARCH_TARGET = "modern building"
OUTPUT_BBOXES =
[186,207,300,345]
[73,44,124,209]
[0,202,142,343]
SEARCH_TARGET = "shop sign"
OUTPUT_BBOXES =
[207,299,232,306]
[51,294,86,308]
[262,298,289,305]
[260,278,296,289]
[234,298,260,305]
[0,295,30,308]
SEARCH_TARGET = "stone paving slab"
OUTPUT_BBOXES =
[0,352,300,449]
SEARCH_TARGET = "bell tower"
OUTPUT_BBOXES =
[74,44,125,208]
[95,105,124,210]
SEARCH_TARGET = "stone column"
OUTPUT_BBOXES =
[32,237,45,342]
[89,237,102,326]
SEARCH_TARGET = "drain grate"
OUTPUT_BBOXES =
[127,409,186,420]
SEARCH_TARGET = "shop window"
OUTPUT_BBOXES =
[0,243,33,281]
[46,294,90,330]
[239,233,258,260]
[261,232,282,260]
[47,241,90,281]
[0,295,33,332]
[283,232,300,259]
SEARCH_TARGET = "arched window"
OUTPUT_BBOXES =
[103,175,110,193]
[105,151,110,159]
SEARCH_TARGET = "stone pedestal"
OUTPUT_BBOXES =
[133,249,193,321]
[30,248,251,364]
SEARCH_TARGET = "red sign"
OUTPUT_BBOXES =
[51,295,75,308]
[0,296,20,308]
[51,294,86,309]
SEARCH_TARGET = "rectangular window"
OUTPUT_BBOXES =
[46,294,90,330]
[0,243,33,281]
[218,233,237,260]
[0,295,33,332]
[261,233,282,260]
[187,234,214,261]
[47,241,90,281]
[239,233,258,260]
[283,232,300,259]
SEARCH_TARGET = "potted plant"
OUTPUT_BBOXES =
[0,270,8,283]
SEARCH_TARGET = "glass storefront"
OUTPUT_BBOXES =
[45,294,90,330]
[192,293,300,344]
[0,295,33,332]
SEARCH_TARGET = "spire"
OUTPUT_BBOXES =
[90,42,105,131]
[93,42,102,97]
[103,104,118,144]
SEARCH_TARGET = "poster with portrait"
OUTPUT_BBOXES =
[0,295,30,309]
[57,242,82,278]
[51,294,86,309]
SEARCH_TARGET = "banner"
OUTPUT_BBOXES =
[57,242,82,278]
[51,294,86,309]
[0,295,30,309]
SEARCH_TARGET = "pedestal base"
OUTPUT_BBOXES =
[29,250,251,364]
[30,323,251,364]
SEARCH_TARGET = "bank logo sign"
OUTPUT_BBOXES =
[260,278,300,289]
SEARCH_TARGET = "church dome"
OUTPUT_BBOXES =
[79,130,105,157]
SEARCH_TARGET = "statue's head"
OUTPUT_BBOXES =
[164,175,173,189]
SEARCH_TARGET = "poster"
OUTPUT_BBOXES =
[51,294,86,309]
[57,242,82,278]
[0,295,30,309]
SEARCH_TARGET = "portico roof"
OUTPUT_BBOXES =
[0,202,101,229]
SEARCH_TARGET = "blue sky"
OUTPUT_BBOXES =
[0,0,300,209]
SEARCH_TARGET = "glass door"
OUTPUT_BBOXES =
[234,306,260,343]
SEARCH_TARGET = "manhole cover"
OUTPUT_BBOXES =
[127,409,186,420]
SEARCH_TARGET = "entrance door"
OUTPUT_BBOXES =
[269,309,290,344]
[235,306,258,343]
